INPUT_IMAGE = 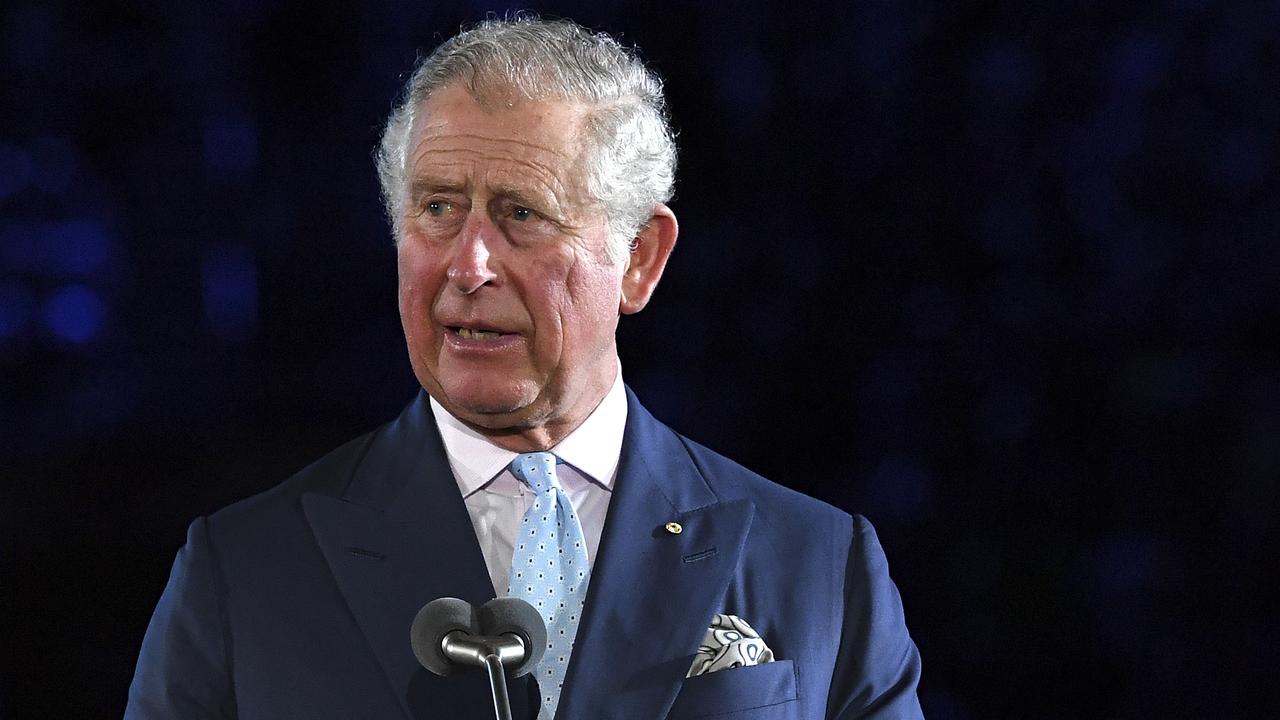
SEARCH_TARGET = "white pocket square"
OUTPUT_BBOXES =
[686,614,776,678]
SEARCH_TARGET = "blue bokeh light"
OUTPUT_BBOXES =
[42,283,107,344]
[49,219,113,276]
[202,243,258,338]
[0,219,114,277]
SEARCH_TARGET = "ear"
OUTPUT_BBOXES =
[620,204,678,315]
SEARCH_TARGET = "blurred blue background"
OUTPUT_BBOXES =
[2,1,1277,717]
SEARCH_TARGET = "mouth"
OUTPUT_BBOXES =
[447,325,516,341]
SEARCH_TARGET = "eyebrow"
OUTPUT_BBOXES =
[406,173,565,222]
[489,183,556,213]
[408,175,467,200]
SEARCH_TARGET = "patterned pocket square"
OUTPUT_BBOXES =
[686,614,776,678]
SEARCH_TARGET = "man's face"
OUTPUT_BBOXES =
[396,84,625,447]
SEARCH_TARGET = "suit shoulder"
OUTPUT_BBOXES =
[673,431,853,531]
[205,429,377,530]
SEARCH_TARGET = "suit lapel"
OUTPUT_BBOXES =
[303,393,533,719]
[556,389,755,719]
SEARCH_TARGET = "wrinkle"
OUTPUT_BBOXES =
[409,146,579,206]
[415,131,574,158]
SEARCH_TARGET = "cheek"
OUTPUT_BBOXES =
[396,257,419,315]
[560,263,625,338]
[574,254,627,310]
[396,245,442,327]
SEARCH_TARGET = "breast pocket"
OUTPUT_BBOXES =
[666,660,798,719]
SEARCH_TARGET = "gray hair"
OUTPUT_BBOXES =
[375,16,677,263]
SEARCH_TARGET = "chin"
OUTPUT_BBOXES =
[438,375,540,423]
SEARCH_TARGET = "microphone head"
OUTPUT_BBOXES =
[477,597,548,678]
[410,597,478,676]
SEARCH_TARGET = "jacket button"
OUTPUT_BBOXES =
[665,521,683,535]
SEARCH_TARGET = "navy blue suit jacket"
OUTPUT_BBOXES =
[126,389,922,718]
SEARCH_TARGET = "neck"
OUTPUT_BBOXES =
[451,365,619,453]
[460,421,566,453]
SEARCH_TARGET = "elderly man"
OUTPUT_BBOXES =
[127,17,923,720]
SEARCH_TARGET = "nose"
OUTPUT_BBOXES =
[446,215,499,294]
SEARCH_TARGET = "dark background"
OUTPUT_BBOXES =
[2,1,1277,717]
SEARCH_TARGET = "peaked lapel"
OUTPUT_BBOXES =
[302,392,535,720]
[556,389,756,719]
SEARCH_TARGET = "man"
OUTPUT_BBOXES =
[127,17,923,720]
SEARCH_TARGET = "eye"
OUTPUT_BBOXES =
[511,206,533,221]
[427,200,451,217]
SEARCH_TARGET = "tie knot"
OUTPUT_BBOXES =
[510,452,562,494]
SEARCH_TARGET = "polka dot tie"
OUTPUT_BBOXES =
[507,453,589,720]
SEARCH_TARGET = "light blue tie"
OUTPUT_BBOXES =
[507,453,589,720]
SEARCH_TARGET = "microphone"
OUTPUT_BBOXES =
[410,597,547,720]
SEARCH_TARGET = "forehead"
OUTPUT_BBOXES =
[407,84,589,180]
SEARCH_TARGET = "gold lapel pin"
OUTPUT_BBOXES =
[665,521,683,535]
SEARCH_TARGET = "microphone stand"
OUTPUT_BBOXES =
[442,631,528,720]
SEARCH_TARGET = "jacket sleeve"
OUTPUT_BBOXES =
[125,516,237,719]
[826,515,924,719]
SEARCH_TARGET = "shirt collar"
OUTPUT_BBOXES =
[428,366,628,497]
